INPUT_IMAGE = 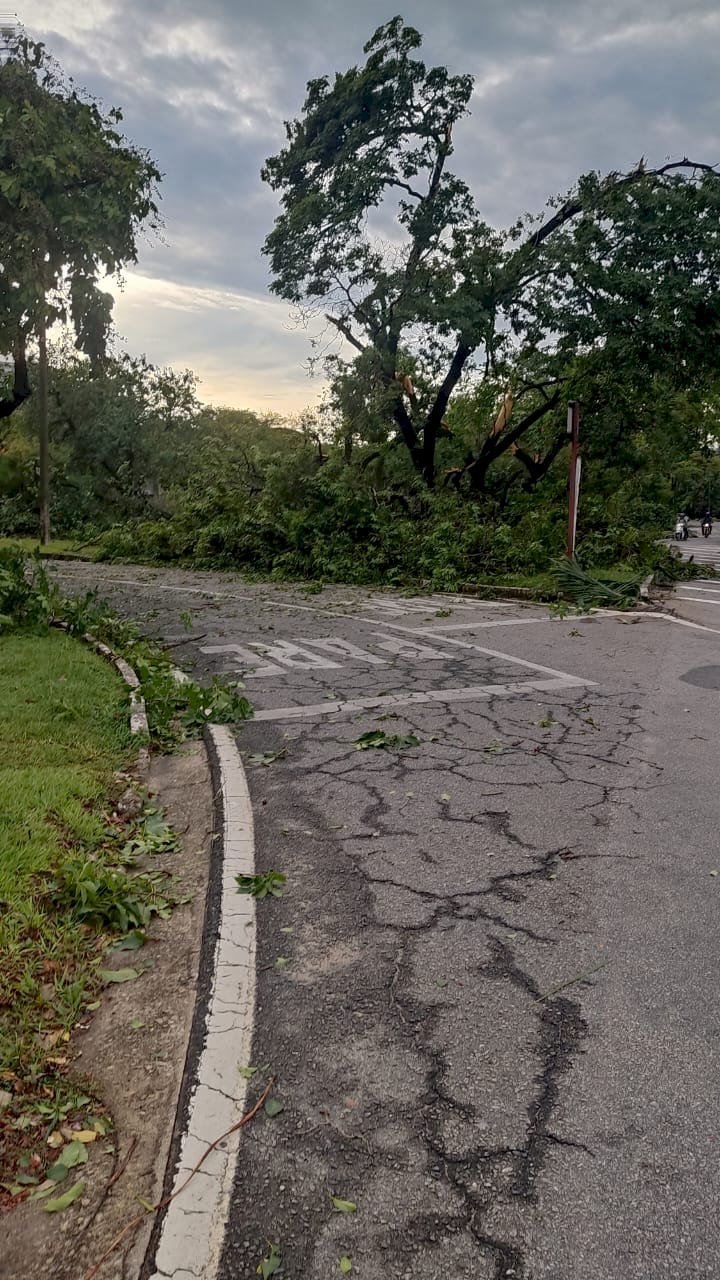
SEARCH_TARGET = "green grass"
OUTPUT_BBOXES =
[0,631,131,900]
[0,630,135,1184]
[0,537,98,559]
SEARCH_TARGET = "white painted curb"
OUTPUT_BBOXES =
[55,622,151,775]
[89,637,150,739]
[149,724,256,1280]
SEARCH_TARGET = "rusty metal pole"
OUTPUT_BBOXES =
[566,400,580,559]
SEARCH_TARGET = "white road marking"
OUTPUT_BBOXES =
[371,632,457,660]
[150,725,256,1280]
[372,629,589,683]
[294,636,388,664]
[259,640,342,669]
[201,643,287,677]
[601,609,720,636]
[201,630,589,685]
[674,595,720,607]
[675,583,720,594]
[58,573,248,601]
[253,676,591,721]
[381,617,546,632]
[358,594,511,614]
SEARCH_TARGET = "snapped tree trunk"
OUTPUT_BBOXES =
[37,306,51,546]
[511,429,568,488]
[465,392,562,491]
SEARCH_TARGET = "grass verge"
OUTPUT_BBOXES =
[0,630,136,1196]
[0,547,253,1204]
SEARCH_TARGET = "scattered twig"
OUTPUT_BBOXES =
[82,1121,128,1232]
[164,633,208,648]
[106,1135,138,1191]
[532,961,608,1005]
[82,1078,275,1280]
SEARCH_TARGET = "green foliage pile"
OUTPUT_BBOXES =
[90,414,689,590]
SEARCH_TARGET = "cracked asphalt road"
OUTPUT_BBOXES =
[50,564,720,1279]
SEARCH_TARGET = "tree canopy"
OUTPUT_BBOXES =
[262,16,720,489]
[0,33,161,419]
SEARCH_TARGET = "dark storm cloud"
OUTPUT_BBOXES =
[22,0,720,408]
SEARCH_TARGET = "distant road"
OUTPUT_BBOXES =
[667,523,720,573]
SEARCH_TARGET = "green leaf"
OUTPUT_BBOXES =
[113,929,147,951]
[99,967,140,984]
[29,1180,57,1201]
[340,1258,352,1274]
[246,750,286,767]
[43,1180,84,1213]
[238,1065,258,1079]
[331,1197,357,1213]
[60,1140,89,1169]
[236,871,286,899]
[264,1098,285,1118]
[257,1242,282,1277]
[129,1017,145,1029]
[46,1140,89,1185]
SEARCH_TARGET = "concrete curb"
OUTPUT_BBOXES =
[85,634,151,778]
[146,724,256,1280]
[54,622,151,777]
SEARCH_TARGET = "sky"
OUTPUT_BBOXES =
[18,0,720,415]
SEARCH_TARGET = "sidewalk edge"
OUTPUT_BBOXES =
[143,724,256,1280]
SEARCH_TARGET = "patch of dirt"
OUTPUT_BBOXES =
[1,742,213,1280]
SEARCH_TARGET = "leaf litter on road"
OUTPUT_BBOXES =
[257,1241,282,1278]
[236,871,286,899]
[331,1196,358,1213]
[354,730,420,751]
[246,750,287,767]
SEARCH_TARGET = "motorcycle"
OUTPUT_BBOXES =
[674,519,689,541]
[702,519,712,538]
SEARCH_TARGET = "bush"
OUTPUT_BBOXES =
[0,545,56,629]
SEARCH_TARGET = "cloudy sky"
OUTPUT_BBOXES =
[20,0,720,414]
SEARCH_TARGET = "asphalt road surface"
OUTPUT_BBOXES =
[50,563,720,1280]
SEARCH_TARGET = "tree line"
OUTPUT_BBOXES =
[2,18,719,583]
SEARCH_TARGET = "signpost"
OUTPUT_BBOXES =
[566,400,581,559]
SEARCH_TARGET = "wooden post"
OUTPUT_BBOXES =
[37,303,50,546]
[566,400,580,559]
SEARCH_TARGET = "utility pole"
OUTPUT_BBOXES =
[566,400,581,559]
